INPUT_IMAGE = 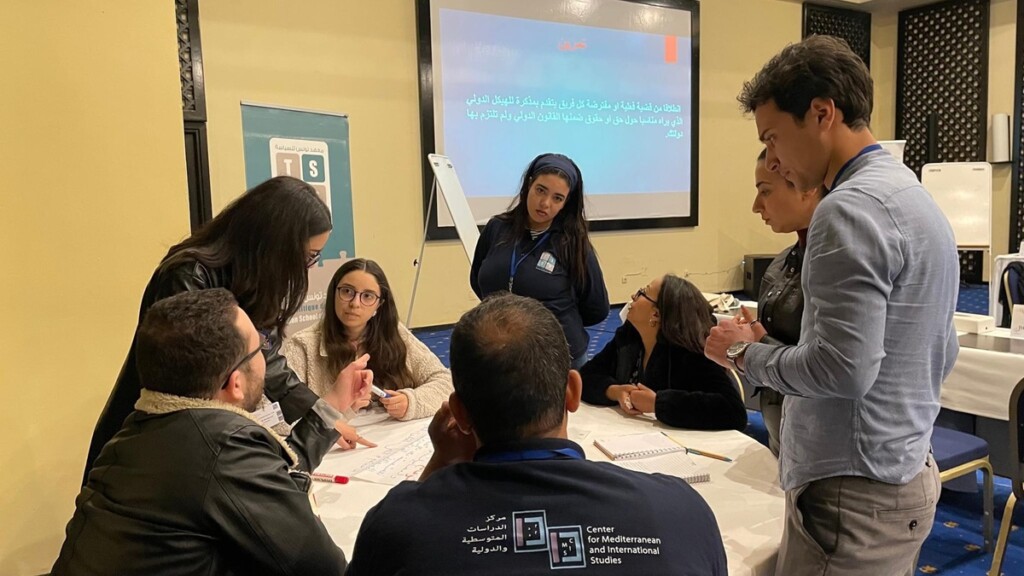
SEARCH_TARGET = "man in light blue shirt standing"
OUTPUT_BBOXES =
[706,35,959,576]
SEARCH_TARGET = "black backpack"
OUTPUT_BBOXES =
[999,261,1024,327]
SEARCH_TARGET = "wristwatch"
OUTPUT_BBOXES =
[726,341,752,373]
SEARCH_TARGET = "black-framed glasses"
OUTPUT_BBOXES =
[336,285,383,306]
[306,250,323,269]
[221,333,269,389]
[634,287,658,305]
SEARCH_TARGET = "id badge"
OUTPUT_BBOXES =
[253,401,286,428]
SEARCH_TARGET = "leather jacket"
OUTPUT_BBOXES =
[55,391,345,575]
[84,260,336,483]
[758,242,805,346]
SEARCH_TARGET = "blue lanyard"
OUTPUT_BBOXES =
[828,143,883,192]
[508,232,550,291]
[475,447,584,463]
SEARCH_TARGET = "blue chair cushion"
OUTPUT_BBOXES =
[931,426,989,471]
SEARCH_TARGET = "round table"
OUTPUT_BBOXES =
[313,403,784,575]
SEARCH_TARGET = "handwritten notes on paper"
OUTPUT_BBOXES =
[351,428,434,486]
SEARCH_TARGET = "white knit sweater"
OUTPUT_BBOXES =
[280,323,453,421]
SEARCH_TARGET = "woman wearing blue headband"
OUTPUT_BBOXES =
[471,153,609,368]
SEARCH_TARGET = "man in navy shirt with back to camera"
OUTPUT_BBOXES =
[345,293,726,575]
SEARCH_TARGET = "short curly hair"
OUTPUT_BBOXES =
[136,288,247,399]
[738,35,872,129]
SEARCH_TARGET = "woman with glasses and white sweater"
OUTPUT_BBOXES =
[280,258,453,427]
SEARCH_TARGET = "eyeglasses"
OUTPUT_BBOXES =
[221,333,270,389]
[633,287,658,305]
[306,250,323,269]
[337,285,383,307]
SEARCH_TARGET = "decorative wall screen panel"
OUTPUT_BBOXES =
[897,0,989,176]
[176,0,212,230]
[897,0,989,283]
[802,3,871,68]
[1011,0,1024,252]
[176,0,205,121]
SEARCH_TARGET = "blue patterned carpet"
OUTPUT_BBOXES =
[413,283,1021,575]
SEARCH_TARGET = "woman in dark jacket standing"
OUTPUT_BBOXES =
[581,274,747,431]
[470,153,609,369]
[740,149,823,456]
[84,176,366,482]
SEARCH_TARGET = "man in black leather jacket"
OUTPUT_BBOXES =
[84,260,346,484]
[53,289,369,576]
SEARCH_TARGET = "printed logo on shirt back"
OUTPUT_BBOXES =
[462,509,664,570]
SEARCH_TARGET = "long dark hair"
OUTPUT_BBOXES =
[497,153,593,289]
[321,259,414,389]
[160,176,332,334]
[656,274,716,355]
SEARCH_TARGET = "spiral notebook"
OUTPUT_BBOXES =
[594,431,687,460]
[594,432,709,484]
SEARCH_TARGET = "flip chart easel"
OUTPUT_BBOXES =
[406,154,481,325]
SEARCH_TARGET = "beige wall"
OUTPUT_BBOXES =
[871,10,898,141]
[0,2,189,574]
[200,0,804,329]
[989,0,1017,260]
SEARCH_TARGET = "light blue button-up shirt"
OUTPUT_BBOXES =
[744,148,960,491]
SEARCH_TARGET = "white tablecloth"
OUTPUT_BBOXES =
[313,404,784,576]
[941,328,1024,420]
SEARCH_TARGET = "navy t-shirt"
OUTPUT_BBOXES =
[346,438,727,575]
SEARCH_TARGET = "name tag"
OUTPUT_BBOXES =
[253,401,286,428]
[536,251,557,273]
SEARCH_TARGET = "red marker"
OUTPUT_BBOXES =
[311,472,349,484]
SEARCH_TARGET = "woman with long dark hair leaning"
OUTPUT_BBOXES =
[84,176,370,482]
[470,153,609,369]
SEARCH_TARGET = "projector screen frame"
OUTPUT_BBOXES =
[415,0,701,241]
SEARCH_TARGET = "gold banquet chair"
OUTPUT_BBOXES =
[930,425,994,551]
[990,376,1024,574]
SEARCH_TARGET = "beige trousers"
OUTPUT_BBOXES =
[776,454,941,576]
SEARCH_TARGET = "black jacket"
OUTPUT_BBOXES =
[346,438,726,576]
[471,217,609,364]
[54,393,345,576]
[758,242,804,346]
[580,324,747,431]
[84,260,332,483]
